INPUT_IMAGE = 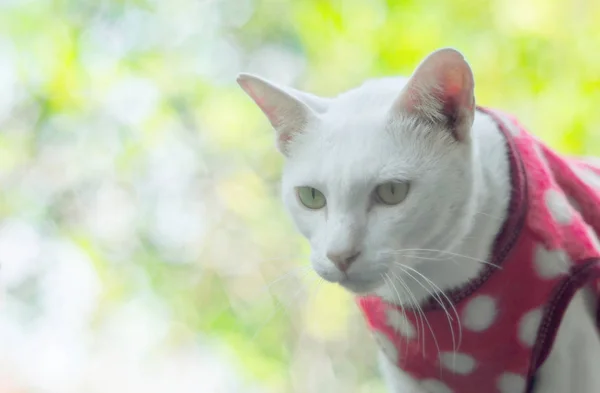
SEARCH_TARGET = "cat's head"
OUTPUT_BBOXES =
[237,48,477,296]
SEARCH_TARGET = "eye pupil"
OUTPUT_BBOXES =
[297,186,326,209]
[375,181,409,205]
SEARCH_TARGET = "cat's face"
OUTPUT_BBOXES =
[238,48,477,295]
[280,110,475,294]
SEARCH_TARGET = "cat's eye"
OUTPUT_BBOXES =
[375,182,409,205]
[297,186,326,209]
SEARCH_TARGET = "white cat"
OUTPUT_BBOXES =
[237,48,600,393]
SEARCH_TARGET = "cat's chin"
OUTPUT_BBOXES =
[338,276,385,295]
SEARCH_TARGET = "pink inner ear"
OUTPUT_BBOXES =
[239,79,282,127]
[441,67,474,140]
[401,68,471,114]
[444,81,463,100]
[239,77,296,151]
[440,66,471,106]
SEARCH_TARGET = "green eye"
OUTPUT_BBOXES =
[375,182,409,205]
[297,187,326,209]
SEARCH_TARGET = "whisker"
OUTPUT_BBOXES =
[389,271,434,358]
[394,264,456,362]
[395,263,463,355]
[386,248,502,270]
[474,210,504,220]
[205,268,310,330]
[389,272,424,355]
[251,272,316,342]
[391,254,449,262]
[259,265,313,294]
[391,270,443,375]
[382,274,408,358]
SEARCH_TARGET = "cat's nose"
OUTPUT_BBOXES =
[327,250,361,272]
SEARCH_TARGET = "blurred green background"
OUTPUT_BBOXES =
[1,0,599,392]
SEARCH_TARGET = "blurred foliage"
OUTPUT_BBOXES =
[0,0,599,392]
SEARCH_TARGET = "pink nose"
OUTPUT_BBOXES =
[327,250,361,272]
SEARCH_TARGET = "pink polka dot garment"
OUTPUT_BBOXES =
[358,107,600,393]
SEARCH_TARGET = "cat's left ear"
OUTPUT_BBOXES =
[392,48,475,141]
[237,73,324,155]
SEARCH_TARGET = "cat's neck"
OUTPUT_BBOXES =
[382,110,512,305]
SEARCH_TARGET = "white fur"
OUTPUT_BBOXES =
[237,49,600,392]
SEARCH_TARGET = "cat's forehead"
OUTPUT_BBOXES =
[282,78,443,190]
[321,107,388,141]
[285,115,424,190]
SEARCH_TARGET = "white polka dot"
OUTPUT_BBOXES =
[533,144,549,166]
[439,352,477,375]
[534,244,570,279]
[420,379,453,393]
[497,372,526,393]
[385,308,416,339]
[573,164,600,190]
[586,226,600,250]
[373,331,399,364]
[581,156,600,166]
[462,295,497,332]
[544,189,573,224]
[519,308,543,347]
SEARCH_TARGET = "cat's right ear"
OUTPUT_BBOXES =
[391,48,475,142]
[237,73,320,155]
